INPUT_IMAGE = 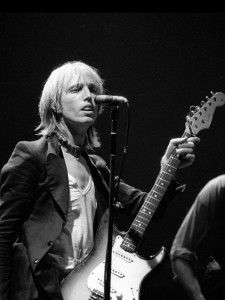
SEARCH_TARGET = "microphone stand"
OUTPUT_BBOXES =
[104,105,119,300]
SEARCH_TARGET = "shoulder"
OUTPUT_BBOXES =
[2,137,47,172]
[200,175,225,197]
[14,136,47,153]
[196,175,225,211]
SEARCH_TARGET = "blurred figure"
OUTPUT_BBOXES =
[170,175,225,300]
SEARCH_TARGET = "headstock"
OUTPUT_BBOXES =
[185,91,225,136]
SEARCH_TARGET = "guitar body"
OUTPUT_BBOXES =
[61,210,166,300]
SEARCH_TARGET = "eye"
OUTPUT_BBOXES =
[69,84,82,93]
[88,84,98,93]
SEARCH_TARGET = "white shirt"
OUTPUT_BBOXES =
[47,171,97,274]
[64,173,97,269]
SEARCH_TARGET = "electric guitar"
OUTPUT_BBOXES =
[61,92,225,300]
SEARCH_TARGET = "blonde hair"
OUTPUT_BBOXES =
[36,60,104,149]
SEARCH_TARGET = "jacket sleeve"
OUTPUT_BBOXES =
[0,141,38,298]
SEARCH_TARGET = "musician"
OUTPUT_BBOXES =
[170,175,225,300]
[0,60,199,300]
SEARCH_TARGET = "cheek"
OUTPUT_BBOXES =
[61,97,79,114]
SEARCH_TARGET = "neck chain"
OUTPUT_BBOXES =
[54,132,83,159]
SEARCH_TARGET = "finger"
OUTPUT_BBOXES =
[182,153,195,160]
[178,140,199,149]
[186,136,200,144]
[179,154,195,168]
[176,148,194,156]
[169,137,188,147]
[178,142,195,148]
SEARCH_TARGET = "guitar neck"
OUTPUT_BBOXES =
[121,131,192,253]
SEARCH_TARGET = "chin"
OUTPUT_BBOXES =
[83,116,96,126]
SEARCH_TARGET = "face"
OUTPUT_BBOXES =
[60,73,99,133]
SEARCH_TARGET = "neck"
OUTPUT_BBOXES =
[61,121,89,148]
[70,132,86,147]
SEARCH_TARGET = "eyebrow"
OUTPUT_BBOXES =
[68,82,98,90]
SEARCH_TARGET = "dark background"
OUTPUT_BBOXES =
[1,12,225,297]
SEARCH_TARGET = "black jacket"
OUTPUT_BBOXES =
[0,136,182,300]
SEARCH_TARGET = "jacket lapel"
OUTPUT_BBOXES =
[45,138,110,221]
[45,138,69,219]
[83,151,109,196]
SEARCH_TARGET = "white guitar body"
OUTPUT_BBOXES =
[61,210,166,300]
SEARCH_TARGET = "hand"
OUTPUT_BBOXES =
[161,136,200,169]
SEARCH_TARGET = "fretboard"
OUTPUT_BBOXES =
[121,133,190,253]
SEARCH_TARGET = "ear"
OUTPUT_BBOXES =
[51,100,62,115]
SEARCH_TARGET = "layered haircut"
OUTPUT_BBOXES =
[36,60,104,150]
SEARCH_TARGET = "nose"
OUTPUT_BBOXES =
[83,85,92,97]
[83,86,95,105]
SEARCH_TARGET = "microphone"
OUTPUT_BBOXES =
[94,95,128,105]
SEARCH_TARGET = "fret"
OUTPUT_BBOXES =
[141,207,154,214]
[156,177,170,185]
[136,211,155,223]
[145,198,160,209]
[142,203,154,209]
[138,213,150,222]
[138,217,152,225]
[155,183,167,190]
[165,164,179,172]
[144,200,158,208]
[152,193,160,200]
[135,215,149,224]
[133,225,146,235]
[142,202,156,210]
[151,188,164,197]
[134,220,150,229]
[133,223,145,232]
[169,155,179,161]
[160,169,174,177]
[156,179,169,188]
[148,192,161,201]
[170,155,180,161]
[165,163,177,170]
[169,157,181,167]
[141,208,153,216]
[161,169,175,177]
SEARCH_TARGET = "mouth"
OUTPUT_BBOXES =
[82,105,95,112]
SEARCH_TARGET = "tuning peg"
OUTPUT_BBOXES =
[200,100,205,106]
[189,105,196,113]
[210,91,214,95]
[205,96,210,100]
[190,105,196,116]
